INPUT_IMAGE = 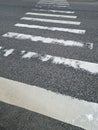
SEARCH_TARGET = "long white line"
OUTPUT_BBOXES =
[2,32,93,49]
[36,4,68,7]
[38,0,69,4]
[15,23,86,34]
[21,17,81,25]
[25,12,77,19]
[32,9,75,14]
[22,52,98,74]
[36,0,69,6]
[0,77,98,130]
[0,44,97,74]
[37,1,69,6]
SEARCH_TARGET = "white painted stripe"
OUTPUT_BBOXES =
[56,5,68,7]
[37,1,69,5]
[15,23,86,34]
[36,4,67,7]
[22,52,98,74]
[0,44,97,74]
[25,12,77,19]
[3,49,14,57]
[38,0,69,4]
[37,0,69,6]
[2,32,93,49]
[0,77,98,130]
[32,9,75,14]
[21,17,81,25]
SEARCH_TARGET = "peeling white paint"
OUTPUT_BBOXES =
[3,49,14,57]
[21,17,81,25]
[22,52,37,59]
[22,51,98,74]
[15,23,86,34]
[0,45,97,74]
[2,32,93,49]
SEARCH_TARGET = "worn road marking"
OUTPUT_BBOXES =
[0,45,97,74]
[3,49,14,57]
[21,17,81,25]
[32,9,75,14]
[25,12,77,19]
[3,32,93,49]
[0,77,98,130]
[15,23,86,34]
[22,51,98,74]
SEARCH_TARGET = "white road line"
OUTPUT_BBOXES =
[3,49,14,57]
[0,45,97,73]
[21,17,81,25]
[15,23,86,34]
[25,12,77,19]
[22,51,98,74]
[37,0,69,6]
[0,77,98,130]
[2,32,93,49]
[32,9,75,14]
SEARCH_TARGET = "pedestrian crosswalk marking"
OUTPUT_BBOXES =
[0,45,97,74]
[25,12,77,19]
[32,9,75,14]
[21,51,98,74]
[37,0,69,4]
[37,0,69,7]
[15,23,86,34]
[36,4,67,8]
[0,77,98,130]
[3,32,93,49]
[21,17,81,25]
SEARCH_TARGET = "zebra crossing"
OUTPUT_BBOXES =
[0,2,98,130]
[1,8,97,74]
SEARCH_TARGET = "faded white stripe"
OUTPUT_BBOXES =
[21,51,98,74]
[2,32,93,49]
[36,4,68,7]
[25,12,77,19]
[21,17,81,25]
[0,44,97,73]
[37,0,69,6]
[32,9,75,14]
[0,77,98,130]
[15,23,86,34]
[3,49,14,57]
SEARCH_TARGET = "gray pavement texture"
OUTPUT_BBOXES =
[0,102,84,130]
[0,0,98,130]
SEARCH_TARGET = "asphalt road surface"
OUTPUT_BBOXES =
[0,0,98,130]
